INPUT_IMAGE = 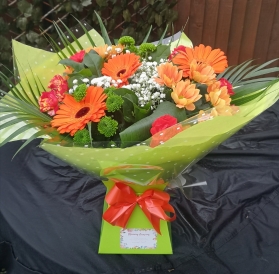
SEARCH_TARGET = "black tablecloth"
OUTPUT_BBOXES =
[1,100,279,274]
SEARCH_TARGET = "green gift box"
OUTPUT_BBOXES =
[98,165,175,254]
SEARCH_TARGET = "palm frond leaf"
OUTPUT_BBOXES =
[12,129,50,159]
[0,71,29,104]
[0,122,44,147]
[72,15,96,47]
[1,90,51,121]
[231,79,279,103]
[219,59,279,97]
[53,22,77,56]
[58,19,84,51]
[94,11,112,45]
[43,32,68,59]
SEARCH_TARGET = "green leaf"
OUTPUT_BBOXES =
[157,24,169,45]
[120,101,187,146]
[17,0,33,17]
[231,89,267,106]
[59,59,84,71]
[26,31,39,43]
[81,0,92,6]
[0,36,10,50]
[123,9,131,22]
[94,11,112,45]
[16,17,27,31]
[113,88,138,123]
[149,44,170,62]
[71,2,83,12]
[69,68,93,78]
[142,25,153,43]
[82,50,104,77]
[133,102,152,121]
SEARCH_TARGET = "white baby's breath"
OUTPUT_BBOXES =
[122,58,167,109]
[90,76,113,88]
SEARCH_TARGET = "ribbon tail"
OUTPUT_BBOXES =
[141,207,161,234]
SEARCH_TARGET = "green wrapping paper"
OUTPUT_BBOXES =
[41,81,279,181]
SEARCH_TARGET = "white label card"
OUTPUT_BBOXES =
[120,228,157,249]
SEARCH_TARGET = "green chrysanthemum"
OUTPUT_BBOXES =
[125,45,139,55]
[73,83,87,102]
[106,94,124,112]
[73,128,91,145]
[118,36,135,46]
[139,43,156,57]
[98,116,118,137]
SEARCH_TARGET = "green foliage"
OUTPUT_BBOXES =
[1,0,178,76]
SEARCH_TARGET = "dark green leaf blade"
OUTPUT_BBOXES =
[142,25,153,43]
[82,50,104,77]
[94,11,112,45]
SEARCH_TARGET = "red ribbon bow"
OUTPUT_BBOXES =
[102,182,176,234]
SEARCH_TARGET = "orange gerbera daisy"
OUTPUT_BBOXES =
[189,60,216,85]
[154,62,183,88]
[51,86,107,136]
[172,44,228,78]
[171,80,201,111]
[102,53,141,86]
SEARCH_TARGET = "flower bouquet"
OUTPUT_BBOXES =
[1,14,279,254]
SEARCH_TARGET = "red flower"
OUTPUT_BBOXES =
[219,78,234,95]
[48,75,68,101]
[70,50,86,63]
[39,90,59,116]
[168,45,186,60]
[150,114,178,135]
